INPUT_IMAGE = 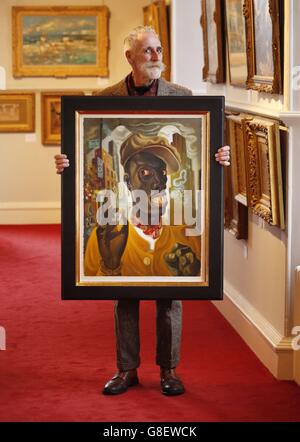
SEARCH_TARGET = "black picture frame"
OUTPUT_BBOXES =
[61,96,224,300]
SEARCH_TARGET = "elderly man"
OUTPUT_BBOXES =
[55,26,230,396]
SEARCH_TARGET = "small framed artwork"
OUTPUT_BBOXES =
[143,0,171,81]
[0,92,35,132]
[12,6,109,78]
[225,0,248,86]
[226,112,249,206]
[243,0,282,94]
[243,117,285,228]
[201,0,226,83]
[224,117,248,239]
[41,91,84,145]
[61,96,224,300]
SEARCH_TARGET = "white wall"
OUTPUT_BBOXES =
[171,0,299,380]
[0,0,147,224]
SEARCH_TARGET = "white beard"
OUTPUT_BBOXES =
[139,61,166,81]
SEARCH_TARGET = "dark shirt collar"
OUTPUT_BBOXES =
[126,72,158,96]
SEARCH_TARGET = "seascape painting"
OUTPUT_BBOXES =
[12,7,109,77]
[22,15,97,66]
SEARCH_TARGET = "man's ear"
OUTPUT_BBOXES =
[125,49,133,66]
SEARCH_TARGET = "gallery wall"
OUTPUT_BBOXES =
[171,0,297,382]
[0,0,148,223]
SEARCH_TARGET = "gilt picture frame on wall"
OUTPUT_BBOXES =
[12,6,109,78]
[226,112,249,206]
[143,0,171,81]
[201,0,226,83]
[61,96,224,300]
[243,117,285,229]
[225,0,248,86]
[41,91,84,145]
[243,0,282,94]
[0,92,35,132]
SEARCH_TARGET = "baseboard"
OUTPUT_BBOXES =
[213,282,294,380]
[0,202,61,224]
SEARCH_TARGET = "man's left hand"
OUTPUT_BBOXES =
[215,145,230,166]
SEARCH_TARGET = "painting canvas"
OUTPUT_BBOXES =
[243,0,282,93]
[225,0,248,86]
[0,92,35,132]
[41,91,84,145]
[12,6,109,77]
[201,0,226,83]
[61,96,224,300]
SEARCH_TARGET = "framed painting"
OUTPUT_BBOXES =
[41,91,84,145]
[201,0,226,83]
[226,112,249,206]
[224,116,248,239]
[0,92,35,132]
[143,0,171,81]
[243,0,282,93]
[61,96,224,300]
[12,6,109,78]
[243,117,285,229]
[225,0,248,86]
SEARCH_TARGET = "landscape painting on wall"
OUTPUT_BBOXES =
[12,6,109,77]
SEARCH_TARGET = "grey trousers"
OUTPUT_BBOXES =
[114,299,182,370]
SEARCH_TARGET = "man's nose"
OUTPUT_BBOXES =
[151,50,160,61]
[152,172,167,190]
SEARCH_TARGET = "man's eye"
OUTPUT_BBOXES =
[140,169,152,178]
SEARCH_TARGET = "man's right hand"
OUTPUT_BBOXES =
[54,154,69,174]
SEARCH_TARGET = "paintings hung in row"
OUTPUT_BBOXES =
[225,111,285,232]
[201,0,283,94]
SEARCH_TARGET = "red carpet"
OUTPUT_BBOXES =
[0,224,300,422]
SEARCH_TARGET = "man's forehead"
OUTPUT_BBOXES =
[136,32,161,48]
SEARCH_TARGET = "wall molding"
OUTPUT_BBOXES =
[213,281,295,380]
[0,201,60,224]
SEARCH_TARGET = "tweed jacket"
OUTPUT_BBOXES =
[94,76,193,97]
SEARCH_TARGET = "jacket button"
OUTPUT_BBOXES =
[143,257,151,266]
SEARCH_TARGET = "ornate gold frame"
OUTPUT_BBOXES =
[226,112,250,206]
[143,1,171,81]
[0,92,35,132]
[243,117,285,229]
[41,91,84,145]
[201,0,226,83]
[243,0,282,94]
[224,117,248,239]
[12,6,109,78]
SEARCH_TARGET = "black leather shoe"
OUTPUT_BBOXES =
[102,369,139,395]
[160,368,185,396]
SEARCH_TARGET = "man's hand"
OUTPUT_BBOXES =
[215,145,230,166]
[164,243,200,276]
[54,154,69,174]
[96,223,129,270]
